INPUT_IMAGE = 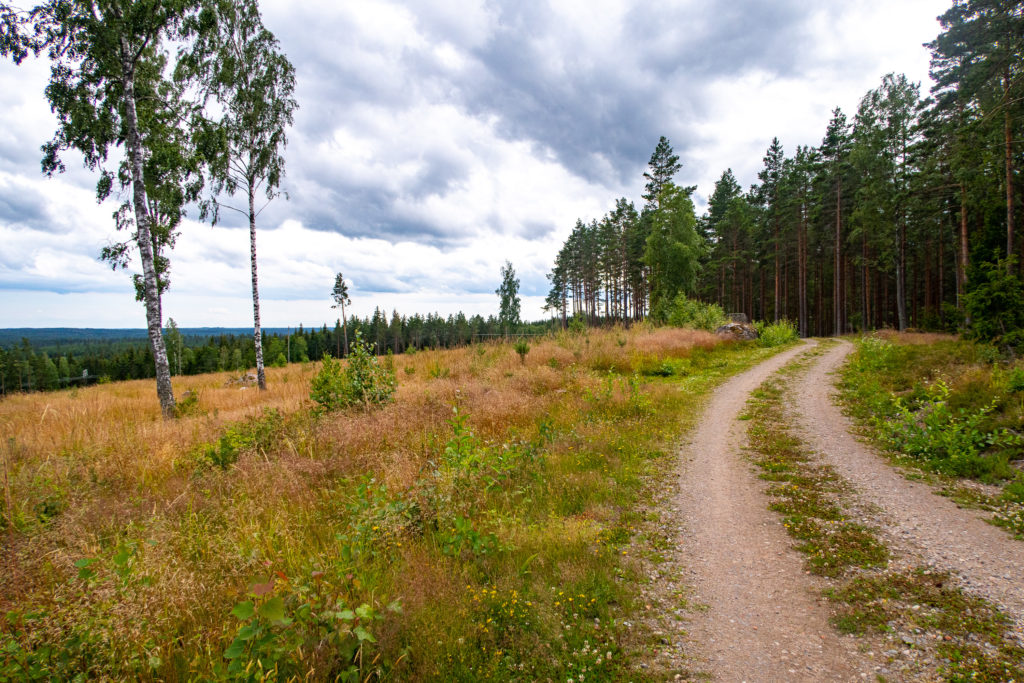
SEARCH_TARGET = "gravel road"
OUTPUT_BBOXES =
[673,342,872,681]
[792,340,1024,625]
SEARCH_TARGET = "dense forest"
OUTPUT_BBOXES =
[545,2,1023,340]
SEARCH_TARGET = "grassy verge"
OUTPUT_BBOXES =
[1,326,783,681]
[744,343,1024,682]
[837,332,1024,539]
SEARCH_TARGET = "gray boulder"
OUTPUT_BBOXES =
[715,321,758,341]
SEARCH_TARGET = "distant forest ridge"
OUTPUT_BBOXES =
[0,327,297,348]
[0,312,554,394]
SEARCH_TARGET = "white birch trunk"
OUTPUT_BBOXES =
[121,38,175,417]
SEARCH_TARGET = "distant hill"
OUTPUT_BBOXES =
[0,327,298,348]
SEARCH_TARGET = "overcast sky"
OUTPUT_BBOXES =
[0,0,950,328]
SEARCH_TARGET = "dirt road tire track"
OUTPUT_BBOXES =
[674,342,870,681]
[792,340,1024,625]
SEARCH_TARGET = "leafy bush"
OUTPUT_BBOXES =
[1003,367,1024,394]
[757,320,799,347]
[223,573,401,682]
[310,331,396,412]
[662,294,726,331]
[568,313,586,335]
[876,380,1020,480]
[173,389,201,418]
[201,408,286,469]
[513,339,530,363]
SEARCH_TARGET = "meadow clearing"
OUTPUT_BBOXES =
[0,326,783,681]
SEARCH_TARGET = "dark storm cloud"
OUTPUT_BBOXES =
[454,0,815,184]
[256,0,826,251]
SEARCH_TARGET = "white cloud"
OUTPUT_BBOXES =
[0,0,953,328]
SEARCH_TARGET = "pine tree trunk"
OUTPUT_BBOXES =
[798,203,808,337]
[121,44,174,418]
[342,302,349,356]
[896,218,908,331]
[1004,71,1016,272]
[959,183,969,313]
[861,233,869,332]
[834,184,842,336]
[774,221,780,322]
[249,178,266,391]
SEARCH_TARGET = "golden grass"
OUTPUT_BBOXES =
[0,325,742,680]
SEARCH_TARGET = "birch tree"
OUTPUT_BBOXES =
[28,0,203,417]
[182,0,297,392]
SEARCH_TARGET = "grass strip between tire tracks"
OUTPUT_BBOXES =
[743,342,1024,683]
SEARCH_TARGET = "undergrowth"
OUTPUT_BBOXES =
[745,343,1024,682]
[839,333,1024,538]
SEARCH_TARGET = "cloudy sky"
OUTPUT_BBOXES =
[0,0,950,328]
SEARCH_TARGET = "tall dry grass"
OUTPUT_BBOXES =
[0,325,735,680]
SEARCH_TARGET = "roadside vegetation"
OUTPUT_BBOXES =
[2,326,785,681]
[839,332,1024,539]
[745,346,1024,682]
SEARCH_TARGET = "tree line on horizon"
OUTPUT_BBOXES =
[0,310,554,394]
[545,1,1023,341]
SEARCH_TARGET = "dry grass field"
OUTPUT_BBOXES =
[0,326,781,681]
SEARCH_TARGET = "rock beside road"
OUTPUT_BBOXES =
[715,321,758,341]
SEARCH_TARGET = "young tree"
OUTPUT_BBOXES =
[645,182,703,317]
[165,317,184,375]
[331,272,351,356]
[183,0,297,392]
[496,260,521,336]
[27,0,205,417]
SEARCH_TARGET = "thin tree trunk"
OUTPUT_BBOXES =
[938,229,944,326]
[249,179,266,391]
[342,301,349,356]
[862,233,869,332]
[774,220,780,322]
[896,219,908,331]
[834,183,842,336]
[121,44,174,417]
[959,183,969,313]
[1005,70,1016,271]
[798,202,808,337]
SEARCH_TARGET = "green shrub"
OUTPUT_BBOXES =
[513,339,530,363]
[173,389,201,417]
[876,380,1020,480]
[568,313,586,335]
[664,294,727,331]
[200,408,286,469]
[1004,367,1024,394]
[310,332,396,412]
[757,320,799,347]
